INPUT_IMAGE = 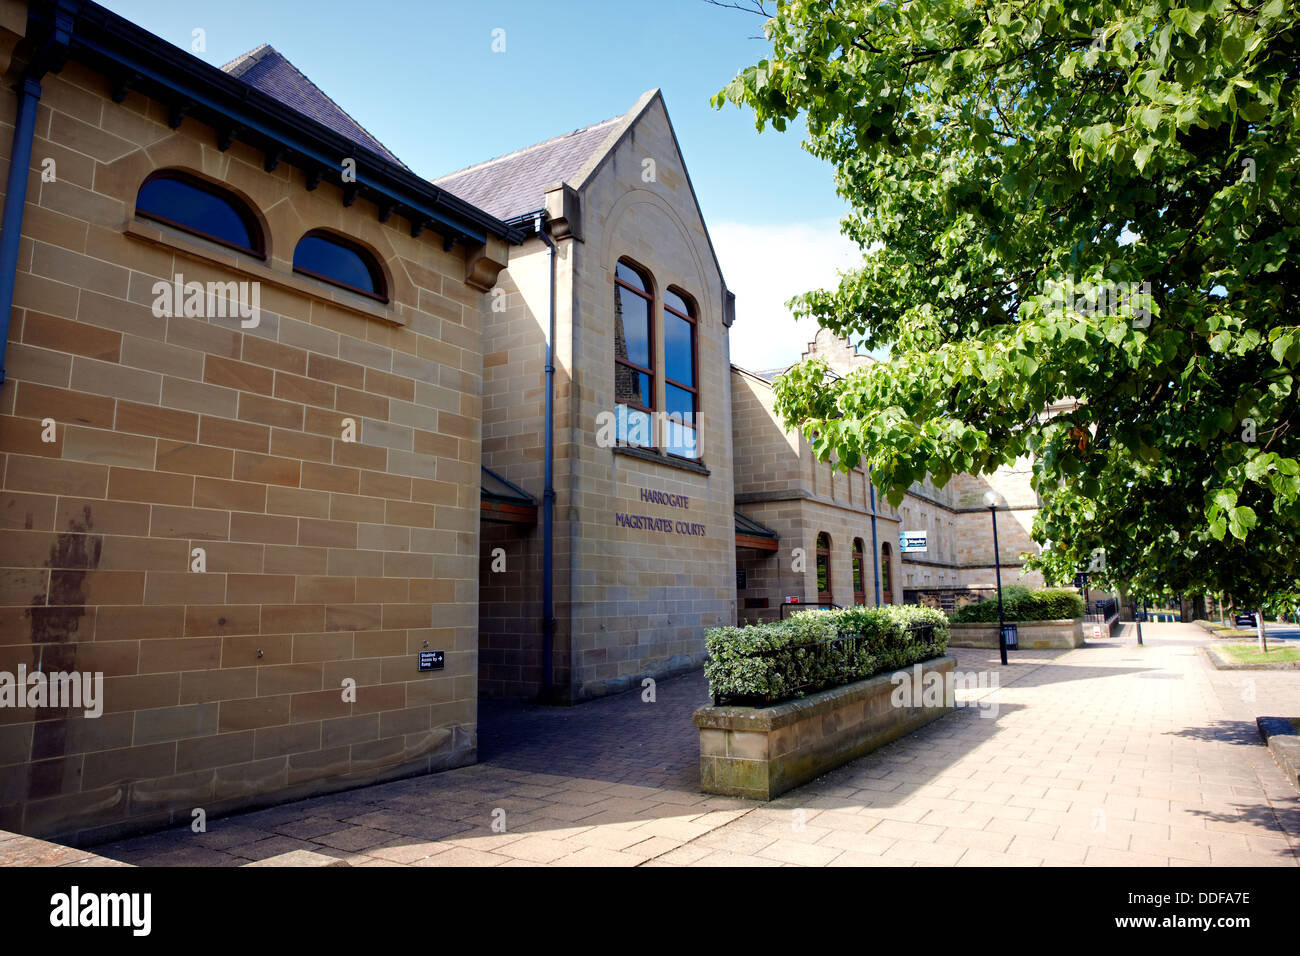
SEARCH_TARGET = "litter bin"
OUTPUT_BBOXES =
[1001,623,1019,649]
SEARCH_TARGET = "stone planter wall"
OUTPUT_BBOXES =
[947,618,1085,649]
[693,655,956,800]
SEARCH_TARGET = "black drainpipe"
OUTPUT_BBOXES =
[0,2,73,387]
[534,213,557,701]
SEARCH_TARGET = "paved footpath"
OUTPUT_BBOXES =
[15,622,1300,866]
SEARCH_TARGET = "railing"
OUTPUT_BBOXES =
[1085,598,1119,624]
[779,601,841,620]
[711,622,938,707]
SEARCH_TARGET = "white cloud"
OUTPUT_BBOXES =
[712,219,863,372]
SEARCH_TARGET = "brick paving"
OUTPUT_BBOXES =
[10,622,1300,866]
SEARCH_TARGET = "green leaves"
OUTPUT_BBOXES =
[1169,7,1207,37]
[1229,505,1258,540]
[718,0,1299,608]
[1221,32,1246,64]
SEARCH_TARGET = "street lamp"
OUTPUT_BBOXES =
[984,490,1008,666]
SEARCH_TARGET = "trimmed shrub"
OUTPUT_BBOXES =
[949,587,1086,623]
[704,604,950,706]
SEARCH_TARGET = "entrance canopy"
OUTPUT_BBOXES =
[481,466,537,524]
[735,510,778,551]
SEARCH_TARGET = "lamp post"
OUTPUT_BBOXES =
[984,490,1008,666]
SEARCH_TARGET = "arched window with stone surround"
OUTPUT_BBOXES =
[663,286,698,459]
[293,230,387,301]
[614,258,654,447]
[881,542,894,603]
[816,533,832,603]
[852,538,866,605]
[135,169,264,257]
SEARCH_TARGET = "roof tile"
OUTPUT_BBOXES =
[221,44,407,168]
[433,117,622,221]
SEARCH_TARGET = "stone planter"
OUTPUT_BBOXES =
[693,655,957,800]
[947,618,1085,649]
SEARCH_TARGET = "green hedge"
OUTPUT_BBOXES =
[703,604,950,706]
[949,587,1085,623]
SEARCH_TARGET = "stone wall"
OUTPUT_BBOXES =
[0,49,487,843]
[731,329,1047,614]
[947,619,1084,649]
[948,465,1044,588]
[695,655,957,800]
[478,240,552,698]
[566,95,735,699]
[481,93,737,700]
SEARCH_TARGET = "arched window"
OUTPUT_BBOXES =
[664,287,698,460]
[816,533,831,603]
[293,230,387,301]
[852,538,866,606]
[614,259,653,448]
[135,170,263,256]
[881,542,894,604]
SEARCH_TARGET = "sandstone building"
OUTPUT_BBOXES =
[440,90,736,703]
[0,0,516,843]
[732,329,1042,623]
[0,0,1046,844]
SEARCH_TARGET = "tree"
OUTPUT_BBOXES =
[715,0,1299,608]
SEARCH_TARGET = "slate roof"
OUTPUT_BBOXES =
[480,466,535,505]
[433,116,623,222]
[735,511,778,539]
[221,45,407,168]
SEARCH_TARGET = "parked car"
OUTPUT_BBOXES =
[1234,612,1257,628]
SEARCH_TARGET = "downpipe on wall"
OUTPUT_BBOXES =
[0,3,75,387]
[534,213,557,701]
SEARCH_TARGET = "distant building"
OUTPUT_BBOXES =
[732,329,1043,622]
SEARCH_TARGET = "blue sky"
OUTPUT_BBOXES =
[102,0,862,369]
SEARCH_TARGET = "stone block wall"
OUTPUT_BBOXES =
[695,654,957,800]
[478,241,553,698]
[565,95,735,699]
[0,53,486,843]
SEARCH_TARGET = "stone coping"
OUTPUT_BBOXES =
[244,850,349,867]
[693,655,957,732]
[947,618,1084,649]
[1202,644,1300,671]
[1257,717,1300,790]
[0,830,132,867]
[611,444,711,476]
[948,618,1082,629]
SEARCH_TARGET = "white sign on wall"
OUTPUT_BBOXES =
[899,530,927,553]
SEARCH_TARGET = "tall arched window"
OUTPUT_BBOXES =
[614,259,653,447]
[881,542,894,604]
[664,287,698,460]
[852,538,866,606]
[135,170,263,257]
[816,533,832,603]
[293,230,387,301]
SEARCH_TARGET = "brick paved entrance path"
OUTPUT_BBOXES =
[50,623,1300,865]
